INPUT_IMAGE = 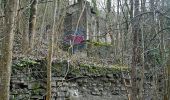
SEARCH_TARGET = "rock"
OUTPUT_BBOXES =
[114,87,120,91]
[83,78,88,83]
[82,87,88,92]
[108,78,115,82]
[102,91,107,95]
[101,77,108,82]
[91,91,101,96]
[70,83,77,87]
[31,95,43,99]
[92,83,97,86]
[98,87,104,91]
[67,89,80,100]
[91,88,101,96]
[112,90,119,95]
[97,83,102,86]
[104,82,112,87]
[121,87,126,91]
[106,74,113,78]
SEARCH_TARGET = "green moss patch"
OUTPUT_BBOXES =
[13,59,40,69]
[52,61,129,77]
[13,59,129,77]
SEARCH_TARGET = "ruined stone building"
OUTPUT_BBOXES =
[62,0,106,46]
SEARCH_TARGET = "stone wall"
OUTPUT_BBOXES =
[56,74,127,100]
[10,74,128,100]
[10,59,128,100]
[11,59,164,100]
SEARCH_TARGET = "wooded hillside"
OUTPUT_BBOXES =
[0,0,170,100]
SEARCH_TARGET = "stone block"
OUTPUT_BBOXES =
[101,77,108,82]
[91,88,101,96]
[121,87,126,91]
[31,95,43,99]
[102,91,107,95]
[92,83,97,86]
[106,74,113,78]
[91,91,101,96]
[83,78,88,83]
[104,82,112,87]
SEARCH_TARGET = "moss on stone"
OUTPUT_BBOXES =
[13,59,39,69]
[13,59,129,77]
[65,63,129,76]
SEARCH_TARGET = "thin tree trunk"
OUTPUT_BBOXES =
[159,0,166,99]
[115,0,120,57]
[28,0,38,49]
[22,17,29,54]
[166,1,170,99]
[140,19,145,100]
[131,0,140,100]
[139,0,146,99]
[0,0,18,99]
[167,27,170,100]
[20,0,30,54]
[39,0,48,49]
[46,0,57,100]
[92,0,100,42]
[167,54,170,100]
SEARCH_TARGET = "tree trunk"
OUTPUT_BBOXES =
[46,0,57,100]
[131,0,140,100]
[166,1,170,99]
[138,0,146,99]
[115,0,120,57]
[39,0,48,47]
[92,0,100,42]
[165,46,170,100]
[0,0,18,99]
[21,0,31,54]
[159,0,166,99]
[28,0,38,49]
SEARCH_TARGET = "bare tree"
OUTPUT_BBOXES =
[21,0,30,54]
[46,0,57,99]
[131,0,140,99]
[166,1,170,99]
[139,0,147,99]
[0,0,18,99]
[28,0,38,49]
